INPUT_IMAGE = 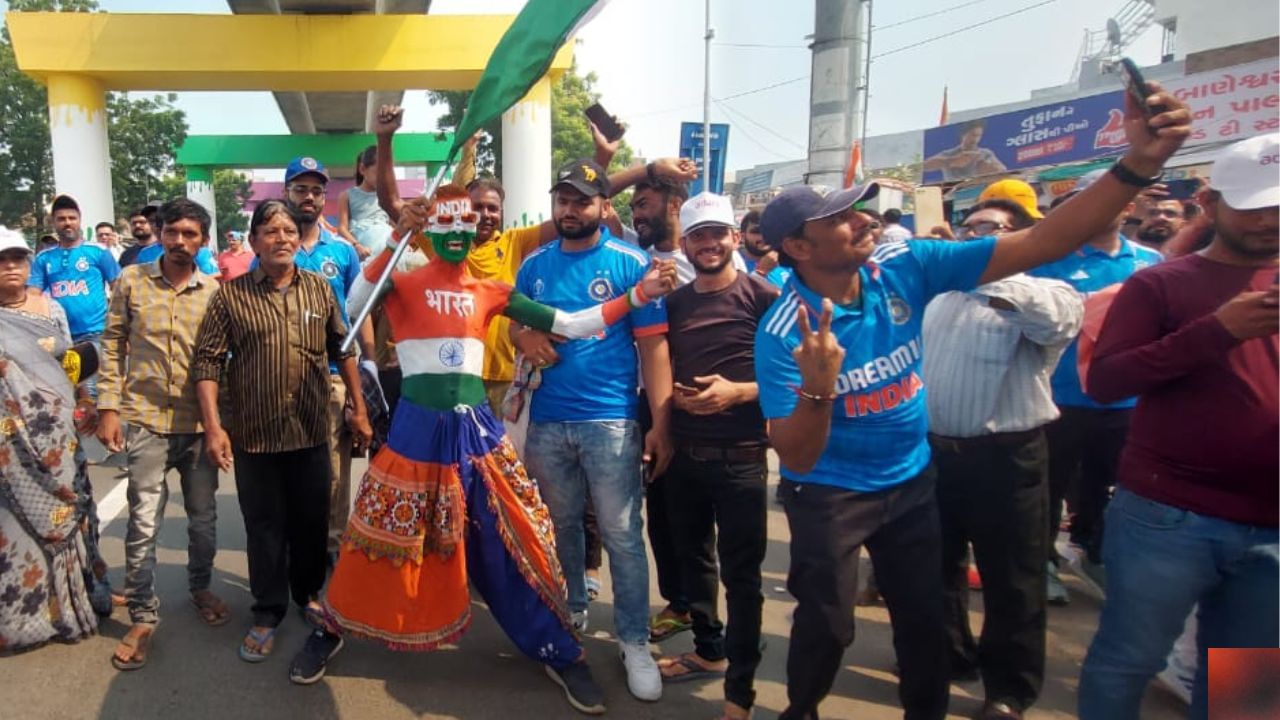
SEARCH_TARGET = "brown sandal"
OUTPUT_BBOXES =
[111,623,156,671]
[191,590,231,627]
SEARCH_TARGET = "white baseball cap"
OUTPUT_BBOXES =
[0,226,32,256]
[680,192,738,235]
[1209,133,1280,211]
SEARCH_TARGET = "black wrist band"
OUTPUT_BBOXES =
[645,163,657,184]
[1109,160,1161,188]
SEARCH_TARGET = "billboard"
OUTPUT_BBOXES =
[922,58,1279,183]
[679,122,730,195]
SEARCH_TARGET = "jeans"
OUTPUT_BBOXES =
[123,427,219,625]
[934,431,1049,710]
[664,447,768,710]
[779,467,949,720]
[524,420,649,645]
[1079,488,1280,720]
[233,444,331,627]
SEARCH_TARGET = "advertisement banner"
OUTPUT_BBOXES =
[922,58,1279,183]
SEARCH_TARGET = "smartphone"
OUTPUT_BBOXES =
[1118,57,1167,119]
[913,186,946,237]
[585,102,626,143]
[673,382,700,396]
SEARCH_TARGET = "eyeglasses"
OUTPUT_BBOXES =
[432,212,479,226]
[287,185,327,198]
[958,221,1011,238]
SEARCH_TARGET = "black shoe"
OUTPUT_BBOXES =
[289,629,344,685]
[545,661,606,715]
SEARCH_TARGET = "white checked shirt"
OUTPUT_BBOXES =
[922,273,1083,438]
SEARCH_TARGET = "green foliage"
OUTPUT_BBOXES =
[428,90,501,177]
[108,92,188,221]
[0,0,100,230]
[158,168,254,246]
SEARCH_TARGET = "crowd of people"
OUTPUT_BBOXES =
[0,80,1275,720]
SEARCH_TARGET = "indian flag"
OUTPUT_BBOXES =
[450,0,612,158]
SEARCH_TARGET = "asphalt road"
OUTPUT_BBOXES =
[0,456,1185,719]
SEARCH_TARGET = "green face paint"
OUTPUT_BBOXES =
[430,230,474,264]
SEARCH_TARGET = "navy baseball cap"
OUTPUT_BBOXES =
[551,158,611,198]
[760,183,880,249]
[284,156,330,185]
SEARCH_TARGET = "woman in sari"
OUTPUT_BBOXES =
[0,229,101,651]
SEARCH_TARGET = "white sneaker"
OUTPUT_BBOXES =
[619,641,662,701]
[571,610,589,634]
[1156,666,1193,705]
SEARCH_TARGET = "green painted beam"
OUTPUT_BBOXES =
[175,132,454,168]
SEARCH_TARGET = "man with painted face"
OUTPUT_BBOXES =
[306,186,678,715]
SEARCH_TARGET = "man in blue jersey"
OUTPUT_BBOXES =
[131,210,220,276]
[754,86,1190,720]
[29,196,122,381]
[1029,169,1164,603]
[280,156,374,563]
[517,158,675,704]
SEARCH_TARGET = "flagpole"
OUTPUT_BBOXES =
[860,0,874,152]
[340,161,453,354]
[702,0,713,192]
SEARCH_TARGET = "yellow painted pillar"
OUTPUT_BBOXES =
[501,76,552,228]
[47,74,114,228]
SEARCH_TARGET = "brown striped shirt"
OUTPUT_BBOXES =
[191,266,353,453]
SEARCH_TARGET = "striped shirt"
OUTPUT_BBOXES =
[922,274,1083,438]
[191,266,353,453]
[98,259,220,434]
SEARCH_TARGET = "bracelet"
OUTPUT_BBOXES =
[628,283,651,309]
[645,162,657,185]
[1109,160,1161,188]
[794,386,837,403]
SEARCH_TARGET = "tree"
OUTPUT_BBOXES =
[158,168,255,247]
[428,62,637,221]
[108,92,188,221]
[0,0,100,230]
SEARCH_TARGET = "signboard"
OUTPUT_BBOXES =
[738,170,773,194]
[922,58,1279,183]
[679,122,730,195]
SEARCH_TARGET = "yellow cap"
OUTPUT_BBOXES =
[978,178,1044,219]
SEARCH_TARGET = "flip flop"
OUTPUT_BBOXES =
[191,590,232,627]
[658,654,726,683]
[238,626,277,663]
[110,623,156,671]
[649,613,691,642]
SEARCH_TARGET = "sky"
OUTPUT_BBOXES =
[3,0,1164,174]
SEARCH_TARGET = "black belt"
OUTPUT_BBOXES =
[680,443,768,464]
[928,427,1043,454]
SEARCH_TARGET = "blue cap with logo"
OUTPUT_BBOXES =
[285,156,330,185]
[760,183,880,250]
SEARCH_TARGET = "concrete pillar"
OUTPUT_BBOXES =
[186,165,218,251]
[47,74,114,231]
[500,76,552,229]
[806,0,864,189]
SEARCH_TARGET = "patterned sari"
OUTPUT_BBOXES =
[0,306,99,651]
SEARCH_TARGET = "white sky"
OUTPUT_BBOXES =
[3,0,1164,173]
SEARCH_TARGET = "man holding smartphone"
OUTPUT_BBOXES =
[654,192,780,720]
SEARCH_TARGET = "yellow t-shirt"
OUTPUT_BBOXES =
[465,225,544,382]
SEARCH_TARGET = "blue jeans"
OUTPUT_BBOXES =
[524,420,650,646]
[1079,488,1279,719]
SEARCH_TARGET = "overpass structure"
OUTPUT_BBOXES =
[7,9,571,235]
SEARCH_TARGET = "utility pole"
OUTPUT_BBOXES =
[702,0,714,192]
[806,0,864,188]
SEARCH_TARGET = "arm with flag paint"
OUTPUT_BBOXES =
[502,259,677,339]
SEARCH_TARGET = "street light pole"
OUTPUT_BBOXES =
[702,0,713,193]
